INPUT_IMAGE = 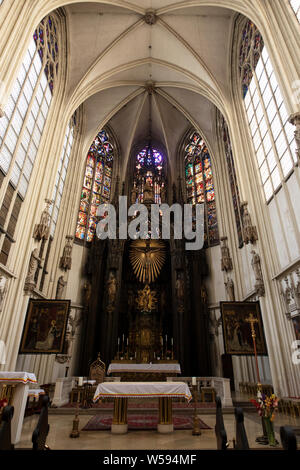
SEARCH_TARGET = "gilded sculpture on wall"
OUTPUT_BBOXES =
[136,284,157,312]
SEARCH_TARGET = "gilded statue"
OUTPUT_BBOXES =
[136,284,157,312]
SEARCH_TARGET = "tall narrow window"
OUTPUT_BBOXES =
[221,116,244,248]
[290,0,300,22]
[239,19,297,202]
[184,131,219,247]
[50,112,77,237]
[134,145,165,204]
[0,14,60,265]
[75,129,114,243]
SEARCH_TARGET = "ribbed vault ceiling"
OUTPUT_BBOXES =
[64,1,237,176]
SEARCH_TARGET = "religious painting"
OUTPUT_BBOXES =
[220,301,267,355]
[19,299,70,354]
[292,316,300,341]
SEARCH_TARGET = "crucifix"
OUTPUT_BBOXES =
[245,313,261,390]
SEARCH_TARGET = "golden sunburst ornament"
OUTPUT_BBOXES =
[129,239,166,284]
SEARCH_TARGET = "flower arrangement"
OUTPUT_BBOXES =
[0,398,8,409]
[0,398,8,424]
[250,391,278,421]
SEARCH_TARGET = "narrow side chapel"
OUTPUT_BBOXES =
[0,0,299,452]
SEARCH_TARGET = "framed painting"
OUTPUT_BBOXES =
[220,301,268,355]
[19,299,70,354]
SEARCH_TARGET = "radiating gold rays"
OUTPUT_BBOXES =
[129,240,166,284]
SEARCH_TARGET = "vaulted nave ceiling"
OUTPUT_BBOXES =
[64,2,236,175]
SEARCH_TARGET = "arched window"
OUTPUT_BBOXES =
[134,145,165,204]
[289,0,300,22]
[220,116,244,248]
[184,131,219,247]
[75,129,114,243]
[239,19,297,202]
[0,13,61,265]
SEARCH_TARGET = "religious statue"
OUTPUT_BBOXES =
[33,199,53,241]
[160,184,167,204]
[24,248,41,293]
[136,284,157,312]
[59,236,73,271]
[143,180,154,204]
[220,236,233,272]
[225,277,235,301]
[107,271,117,310]
[83,281,92,305]
[0,276,7,314]
[56,275,67,299]
[251,250,265,296]
[129,239,165,284]
[131,184,138,205]
[201,284,208,304]
[242,202,258,244]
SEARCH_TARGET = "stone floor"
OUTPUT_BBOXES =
[16,410,300,450]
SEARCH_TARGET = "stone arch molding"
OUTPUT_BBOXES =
[0,0,298,117]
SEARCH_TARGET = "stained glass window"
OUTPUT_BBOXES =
[75,129,114,242]
[184,131,219,247]
[221,117,244,248]
[134,146,165,204]
[290,0,300,22]
[0,14,60,265]
[239,19,297,202]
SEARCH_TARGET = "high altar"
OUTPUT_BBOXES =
[80,157,211,378]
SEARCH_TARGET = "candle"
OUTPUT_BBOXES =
[171,338,173,345]
[118,337,120,345]
[192,377,197,386]
[154,352,156,358]
[78,377,83,387]
[127,338,128,345]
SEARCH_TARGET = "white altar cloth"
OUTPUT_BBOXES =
[0,371,37,444]
[27,388,45,399]
[93,381,192,402]
[0,371,37,384]
[107,363,181,375]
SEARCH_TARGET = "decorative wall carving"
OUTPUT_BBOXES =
[251,250,265,297]
[33,199,53,241]
[59,235,73,271]
[220,236,233,272]
[144,10,157,25]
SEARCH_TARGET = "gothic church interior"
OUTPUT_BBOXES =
[0,0,300,451]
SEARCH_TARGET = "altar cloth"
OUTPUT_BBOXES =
[107,363,181,375]
[93,381,192,402]
[0,371,37,384]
